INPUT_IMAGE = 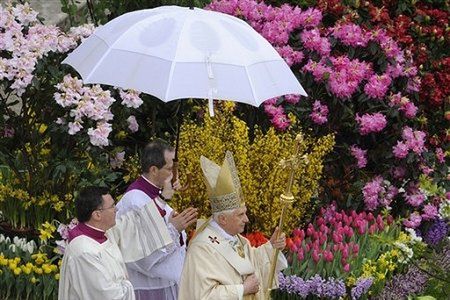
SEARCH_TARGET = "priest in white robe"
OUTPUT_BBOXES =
[116,140,197,300]
[178,151,288,300]
[58,186,172,300]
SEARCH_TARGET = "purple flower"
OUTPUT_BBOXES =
[423,219,448,246]
[351,277,373,300]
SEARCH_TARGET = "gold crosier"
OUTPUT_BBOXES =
[265,133,308,299]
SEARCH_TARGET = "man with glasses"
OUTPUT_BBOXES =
[116,139,198,300]
[58,186,172,300]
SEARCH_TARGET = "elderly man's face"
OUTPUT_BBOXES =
[221,206,249,236]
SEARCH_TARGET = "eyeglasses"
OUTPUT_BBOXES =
[97,203,116,211]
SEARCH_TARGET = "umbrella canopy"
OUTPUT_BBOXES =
[63,6,307,115]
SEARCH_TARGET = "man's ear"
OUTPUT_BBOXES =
[91,210,101,222]
[217,213,226,226]
[148,165,158,175]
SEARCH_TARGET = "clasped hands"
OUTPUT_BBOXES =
[162,175,198,232]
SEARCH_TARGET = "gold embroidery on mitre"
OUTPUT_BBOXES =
[200,151,244,214]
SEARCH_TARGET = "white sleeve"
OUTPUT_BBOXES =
[127,222,185,283]
[109,198,173,263]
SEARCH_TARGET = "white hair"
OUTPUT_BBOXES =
[212,208,239,223]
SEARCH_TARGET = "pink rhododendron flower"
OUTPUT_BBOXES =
[302,59,332,82]
[392,141,409,159]
[355,113,387,135]
[300,29,331,56]
[422,204,438,221]
[264,104,284,117]
[364,74,392,99]
[331,23,369,47]
[403,212,422,228]
[350,145,367,168]
[435,148,445,163]
[271,112,290,131]
[276,45,304,66]
[310,100,328,125]
[362,176,395,211]
[284,94,301,105]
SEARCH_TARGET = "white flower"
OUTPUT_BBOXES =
[405,228,423,244]
[394,241,413,264]
[439,200,450,219]
[8,244,16,253]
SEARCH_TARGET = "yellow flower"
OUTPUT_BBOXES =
[30,277,37,283]
[38,123,48,134]
[13,267,22,275]
[55,273,60,280]
[346,276,356,286]
[34,267,43,275]
[21,265,32,275]
[32,252,47,265]
[42,264,52,274]
[171,105,335,233]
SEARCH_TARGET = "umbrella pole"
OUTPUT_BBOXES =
[265,134,306,299]
[172,100,183,185]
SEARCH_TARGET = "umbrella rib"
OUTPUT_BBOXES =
[244,65,259,107]
[164,13,190,101]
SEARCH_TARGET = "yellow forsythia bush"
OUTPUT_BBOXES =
[172,102,335,234]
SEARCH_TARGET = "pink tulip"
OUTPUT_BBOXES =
[312,249,321,263]
[343,263,350,272]
[324,250,334,262]
[352,244,360,254]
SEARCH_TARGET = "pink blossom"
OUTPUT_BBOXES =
[291,7,318,28]
[87,122,112,147]
[276,45,304,66]
[403,212,422,228]
[435,148,445,163]
[302,59,332,82]
[284,94,301,105]
[271,113,290,131]
[127,115,139,133]
[310,100,328,125]
[350,145,367,168]
[300,29,331,56]
[422,204,438,221]
[405,185,426,207]
[392,141,409,159]
[68,121,83,135]
[120,89,143,109]
[355,113,387,135]
[264,104,284,117]
[364,74,392,100]
[110,151,125,169]
[331,23,369,47]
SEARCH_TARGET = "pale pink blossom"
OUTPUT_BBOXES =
[120,89,143,109]
[127,115,139,133]
[110,151,125,169]
[87,122,112,147]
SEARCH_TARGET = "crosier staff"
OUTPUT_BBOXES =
[266,133,308,299]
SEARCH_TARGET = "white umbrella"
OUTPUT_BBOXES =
[62,5,307,116]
